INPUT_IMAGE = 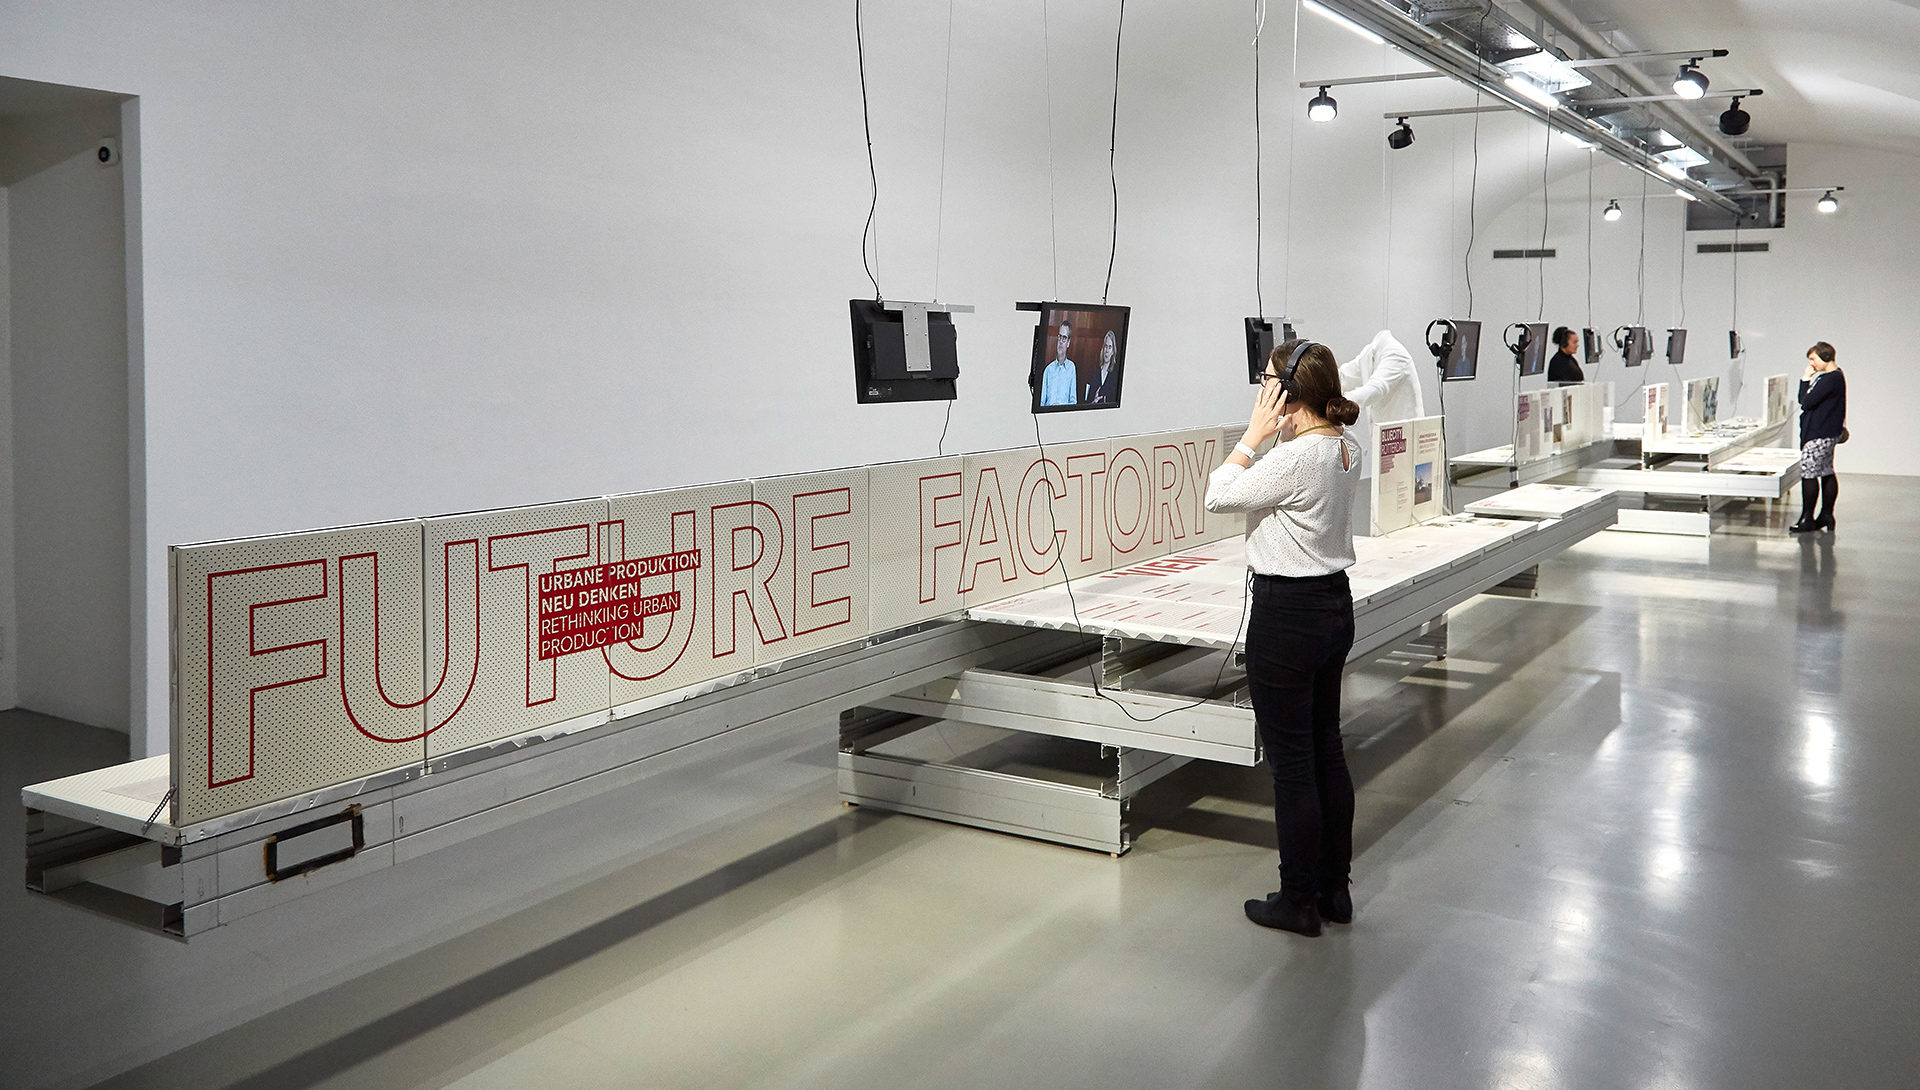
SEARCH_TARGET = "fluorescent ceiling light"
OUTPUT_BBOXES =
[1303,0,1385,45]
[1676,188,1698,201]
[1505,76,1562,110]
[1559,130,1593,149]
[1658,160,1689,179]
[1501,52,1593,95]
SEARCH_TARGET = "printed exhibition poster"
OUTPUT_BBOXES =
[1766,374,1791,427]
[1643,383,1670,445]
[1372,415,1446,533]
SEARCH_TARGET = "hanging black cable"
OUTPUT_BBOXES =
[1537,130,1549,321]
[1029,415,1247,724]
[1102,0,1126,304]
[1254,0,1266,318]
[855,0,882,300]
[1465,93,1481,318]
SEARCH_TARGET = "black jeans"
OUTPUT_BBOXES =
[1244,570,1356,896]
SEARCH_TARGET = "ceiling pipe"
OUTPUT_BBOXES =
[1300,0,1744,213]
[1502,0,1764,180]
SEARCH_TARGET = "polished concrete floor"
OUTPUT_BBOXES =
[4,477,1918,1089]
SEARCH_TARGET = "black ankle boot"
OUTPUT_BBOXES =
[1789,518,1818,533]
[1317,884,1353,925]
[1245,890,1321,936]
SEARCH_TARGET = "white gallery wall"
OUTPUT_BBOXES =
[0,1,1914,756]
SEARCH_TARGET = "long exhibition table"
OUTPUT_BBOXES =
[837,485,1619,854]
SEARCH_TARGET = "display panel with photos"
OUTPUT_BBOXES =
[1029,303,1130,413]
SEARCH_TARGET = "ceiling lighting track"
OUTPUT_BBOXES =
[1294,0,1744,213]
[1497,0,1765,181]
[1560,49,1729,70]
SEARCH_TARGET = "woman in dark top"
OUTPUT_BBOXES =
[1792,341,1846,533]
[1547,326,1584,384]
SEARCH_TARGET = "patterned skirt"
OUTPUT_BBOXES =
[1801,437,1836,479]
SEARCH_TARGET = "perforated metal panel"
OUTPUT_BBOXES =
[605,481,752,709]
[868,455,967,632]
[424,499,612,760]
[172,521,425,826]
[750,469,872,660]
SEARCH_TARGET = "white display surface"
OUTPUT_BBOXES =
[968,515,1544,652]
[1465,483,1615,521]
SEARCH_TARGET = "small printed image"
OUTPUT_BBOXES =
[1413,461,1434,505]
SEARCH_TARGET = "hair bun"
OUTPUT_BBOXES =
[1325,397,1361,427]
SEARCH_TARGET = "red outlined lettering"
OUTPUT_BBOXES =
[1179,439,1218,537]
[793,488,853,637]
[604,511,703,681]
[487,525,595,708]
[1063,452,1108,563]
[338,540,480,743]
[918,472,964,604]
[1016,459,1066,576]
[1108,446,1150,555]
[959,466,1018,594]
[1153,444,1188,544]
[206,561,329,789]
[711,501,786,657]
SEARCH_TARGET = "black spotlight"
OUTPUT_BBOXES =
[1719,96,1751,136]
[1387,117,1414,150]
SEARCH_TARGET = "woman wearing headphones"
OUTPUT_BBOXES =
[1205,340,1365,937]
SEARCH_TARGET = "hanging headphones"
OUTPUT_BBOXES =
[1425,319,1458,364]
[1611,325,1632,352]
[1503,323,1532,356]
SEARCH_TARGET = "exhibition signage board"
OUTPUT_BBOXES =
[1642,383,1671,446]
[171,425,1227,825]
[1766,374,1791,428]
[1684,377,1721,436]
[1514,386,1607,466]
[1371,415,1446,534]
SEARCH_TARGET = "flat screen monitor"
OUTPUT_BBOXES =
[1729,330,1744,358]
[1583,327,1603,365]
[1514,322,1549,377]
[1441,319,1482,381]
[1030,303,1129,413]
[1621,325,1650,367]
[1667,328,1688,367]
[849,299,958,404]
[1244,317,1297,384]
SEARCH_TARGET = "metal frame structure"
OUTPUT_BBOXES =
[838,498,1618,856]
[26,619,1085,939]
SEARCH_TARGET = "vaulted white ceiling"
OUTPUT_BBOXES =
[1568,0,1920,155]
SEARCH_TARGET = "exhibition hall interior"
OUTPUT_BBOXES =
[4,0,1919,1086]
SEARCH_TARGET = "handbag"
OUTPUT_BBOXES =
[1839,426,1850,444]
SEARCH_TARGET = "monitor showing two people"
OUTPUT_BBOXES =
[1031,304,1129,413]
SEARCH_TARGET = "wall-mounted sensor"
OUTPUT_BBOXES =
[96,138,120,167]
